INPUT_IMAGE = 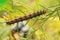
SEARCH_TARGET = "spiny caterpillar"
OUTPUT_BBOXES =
[6,10,47,25]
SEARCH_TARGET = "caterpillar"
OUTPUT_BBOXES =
[6,10,47,25]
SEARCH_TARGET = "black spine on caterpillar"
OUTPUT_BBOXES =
[6,10,47,25]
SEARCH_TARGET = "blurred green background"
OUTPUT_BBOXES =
[0,0,60,40]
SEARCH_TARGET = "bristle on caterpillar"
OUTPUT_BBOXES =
[6,10,47,25]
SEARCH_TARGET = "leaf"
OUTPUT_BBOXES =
[0,18,6,23]
[57,8,60,20]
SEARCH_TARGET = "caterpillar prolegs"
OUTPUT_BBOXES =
[6,10,47,25]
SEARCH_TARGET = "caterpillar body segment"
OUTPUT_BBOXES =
[6,10,47,25]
